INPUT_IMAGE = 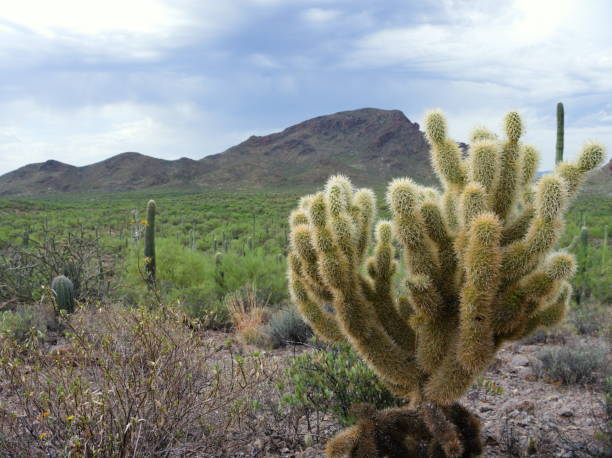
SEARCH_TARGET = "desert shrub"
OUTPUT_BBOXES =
[281,343,404,426]
[224,283,272,346]
[266,307,312,347]
[520,328,569,345]
[0,305,279,456]
[570,302,611,337]
[0,232,114,304]
[534,340,609,385]
[0,307,46,342]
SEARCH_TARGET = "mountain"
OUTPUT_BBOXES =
[581,157,612,197]
[0,108,435,196]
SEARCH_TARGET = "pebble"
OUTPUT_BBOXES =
[511,355,530,367]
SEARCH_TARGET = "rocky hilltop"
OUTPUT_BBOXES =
[0,108,436,196]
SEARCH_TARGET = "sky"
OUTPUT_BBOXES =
[0,0,610,176]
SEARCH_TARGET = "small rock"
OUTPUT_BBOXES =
[560,410,574,418]
[48,344,72,356]
[485,435,499,446]
[480,406,493,413]
[502,400,535,414]
[517,366,534,380]
[511,355,530,367]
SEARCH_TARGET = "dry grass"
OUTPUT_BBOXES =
[224,283,272,346]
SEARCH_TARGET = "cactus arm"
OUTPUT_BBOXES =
[493,252,576,337]
[442,189,460,233]
[411,310,456,375]
[515,282,571,339]
[556,142,605,201]
[420,200,458,296]
[325,425,362,458]
[468,140,499,195]
[499,174,568,287]
[492,112,523,222]
[457,213,502,372]
[387,179,443,301]
[520,145,540,187]
[287,253,344,343]
[423,342,475,405]
[367,221,416,353]
[424,110,468,189]
[290,224,334,303]
[501,206,535,245]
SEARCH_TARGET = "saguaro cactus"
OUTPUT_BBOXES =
[556,102,564,164]
[287,110,605,457]
[51,275,75,313]
[144,200,156,287]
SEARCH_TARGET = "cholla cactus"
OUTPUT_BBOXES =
[287,110,605,457]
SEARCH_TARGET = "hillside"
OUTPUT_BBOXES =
[0,108,433,196]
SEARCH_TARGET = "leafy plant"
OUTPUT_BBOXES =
[0,307,46,343]
[282,343,404,426]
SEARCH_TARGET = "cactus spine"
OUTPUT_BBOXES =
[51,275,75,313]
[556,102,564,164]
[288,110,605,457]
[144,200,156,287]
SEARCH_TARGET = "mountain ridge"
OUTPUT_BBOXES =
[0,108,435,196]
[1,108,608,197]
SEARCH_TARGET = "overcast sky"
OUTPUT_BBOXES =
[0,0,610,176]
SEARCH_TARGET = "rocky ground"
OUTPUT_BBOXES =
[225,336,609,458]
[5,321,609,458]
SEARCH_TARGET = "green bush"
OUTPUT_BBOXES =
[122,239,287,318]
[535,340,609,385]
[266,307,312,347]
[281,343,404,426]
[0,308,46,342]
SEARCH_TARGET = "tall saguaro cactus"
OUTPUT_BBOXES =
[144,199,156,287]
[287,110,605,457]
[556,102,564,164]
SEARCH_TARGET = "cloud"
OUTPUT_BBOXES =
[0,1,243,64]
[249,53,282,69]
[301,8,341,24]
[346,0,612,100]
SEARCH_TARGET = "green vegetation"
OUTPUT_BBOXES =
[0,189,297,315]
[282,343,404,426]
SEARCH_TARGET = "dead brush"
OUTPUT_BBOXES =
[0,304,281,457]
[224,282,272,346]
